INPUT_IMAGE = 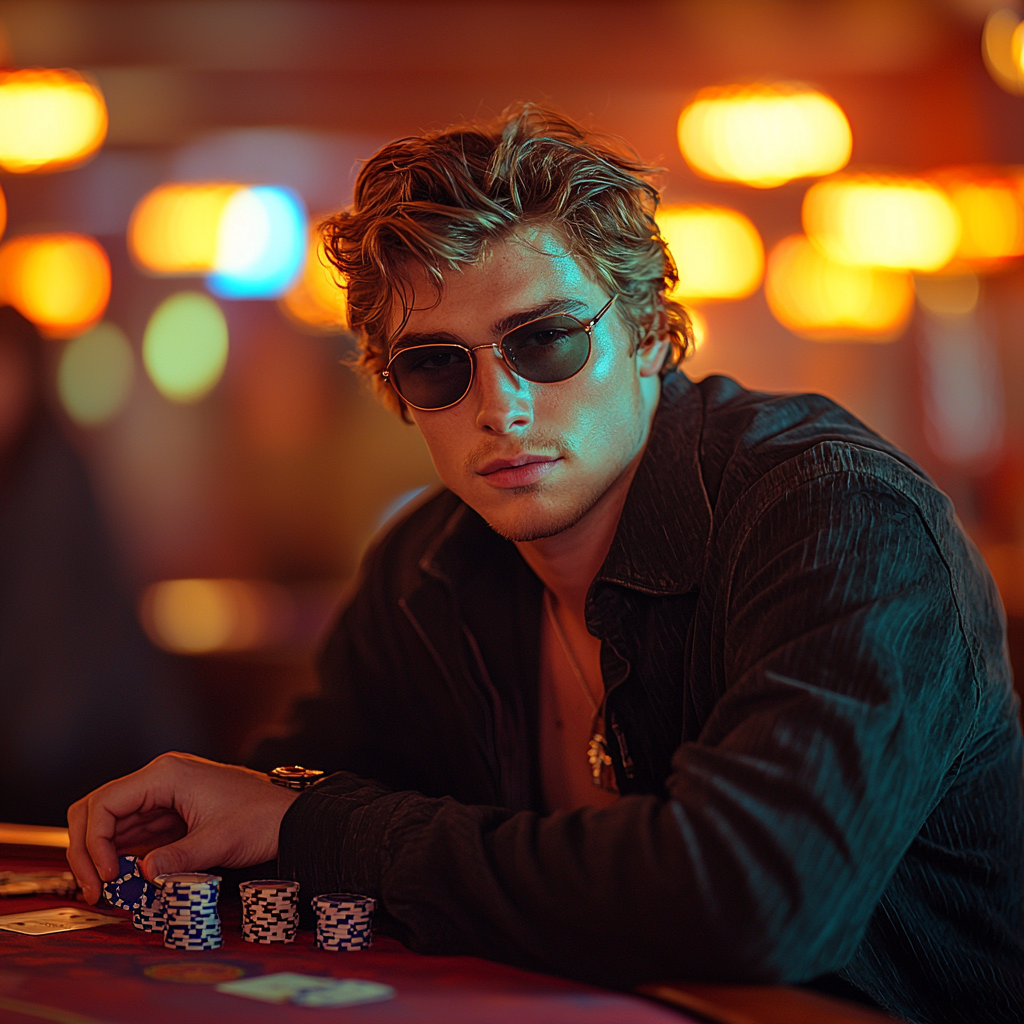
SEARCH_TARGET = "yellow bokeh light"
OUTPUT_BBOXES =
[937,172,1024,265]
[0,233,111,338]
[765,234,914,342]
[279,231,349,332]
[658,205,764,302]
[141,578,287,654]
[128,183,242,275]
[677,82,851,188]
[803,175,961,273]
[685,306,707,353]
[983,9,1024,95]
[0,69,108,173]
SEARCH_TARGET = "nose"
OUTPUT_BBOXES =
[471,345,533,434]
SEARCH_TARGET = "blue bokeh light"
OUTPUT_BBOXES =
[206,185,307,299]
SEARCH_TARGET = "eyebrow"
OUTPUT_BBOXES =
[389,297,591,354]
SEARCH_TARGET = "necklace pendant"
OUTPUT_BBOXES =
[588,733,617,791]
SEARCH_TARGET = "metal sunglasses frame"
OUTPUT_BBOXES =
[381,294,618,412]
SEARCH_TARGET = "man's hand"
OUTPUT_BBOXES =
[67,752,300,904]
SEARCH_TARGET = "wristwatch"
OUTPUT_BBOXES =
[268,765,324,790]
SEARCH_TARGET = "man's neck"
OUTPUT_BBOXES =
[514,445,646,623]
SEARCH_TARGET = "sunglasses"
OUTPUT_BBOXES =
[381,295,617,412]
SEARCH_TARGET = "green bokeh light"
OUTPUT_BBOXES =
[143,291,229,402]
[57,321,135,426]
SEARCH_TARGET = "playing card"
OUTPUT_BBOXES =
[216,972,394,1007]
[0,907,125,935]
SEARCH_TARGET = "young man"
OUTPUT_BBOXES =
[67,107,1024,1022]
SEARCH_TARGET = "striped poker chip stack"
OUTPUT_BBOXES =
[155,873,222,951]
[132,895,165,933]
[239,879,300,944]
[313,892,376,952]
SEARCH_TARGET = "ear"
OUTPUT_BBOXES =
[636,306,670,378]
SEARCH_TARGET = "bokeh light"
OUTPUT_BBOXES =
[0,185,7,241]
[207,186,307,299]
[915,273,980,318]
[57,322,135,426]
[686,306,707,353]
[677,82,851,188]
[983,8,1024,95]
[141,578,290,654]
[939,172,1024,266]
[765,234,914,342]
[279,231,349,332]
[657,205,764,301]
[803,175,961,272]
[128,183,241,275]
[0,232,111,337]
[143,291,229,402]
[0,69,108,173]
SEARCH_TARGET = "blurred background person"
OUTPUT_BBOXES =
[0,306,204,826]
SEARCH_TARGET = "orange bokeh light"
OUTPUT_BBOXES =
[279,231,348,332]
[0,233,111,338]
[934,169,1024,267]
[765,234,914,343]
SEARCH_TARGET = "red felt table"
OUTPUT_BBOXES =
[0,855,695,1024]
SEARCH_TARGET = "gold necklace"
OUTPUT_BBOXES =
[543,590,616,791]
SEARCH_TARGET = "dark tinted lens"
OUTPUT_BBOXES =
[388,345,473,409]
[502,316,590,383]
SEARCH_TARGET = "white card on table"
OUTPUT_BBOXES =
[0,906,125,935]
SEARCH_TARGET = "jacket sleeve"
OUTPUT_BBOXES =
[277,470,990,988]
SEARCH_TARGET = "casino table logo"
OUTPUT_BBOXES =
[143,962,245,984]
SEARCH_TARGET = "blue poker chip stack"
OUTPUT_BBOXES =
[239,879,299,944]
[102,855,158,911]
[313,892,375,952]
[154,872,222,951]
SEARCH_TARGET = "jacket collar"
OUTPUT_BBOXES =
[593,372,712,597]
[420,372,712,598]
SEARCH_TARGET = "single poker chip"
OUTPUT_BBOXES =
[102,855,159,911]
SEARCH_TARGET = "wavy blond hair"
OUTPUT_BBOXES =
[321,104,693,414]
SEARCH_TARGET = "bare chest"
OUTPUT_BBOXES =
[537,601,619,813]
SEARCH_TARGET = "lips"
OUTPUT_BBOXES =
[476,454,561,488]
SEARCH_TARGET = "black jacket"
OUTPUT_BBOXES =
[259,373,1024,1024]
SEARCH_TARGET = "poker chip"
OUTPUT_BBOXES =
[154,872,222,951]
[313,892,375,952]
[101,855,158,911]
[240,879,299,944]
[132,897,164,933]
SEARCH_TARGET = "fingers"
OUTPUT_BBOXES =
[66,797,102,904]
[140,826,229,881]
[66,753,186,904]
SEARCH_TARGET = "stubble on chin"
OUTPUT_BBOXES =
[481,481,602,543]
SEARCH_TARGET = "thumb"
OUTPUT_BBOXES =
[141,829,224,881]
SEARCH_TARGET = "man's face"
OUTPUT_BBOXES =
[392,226,665,542]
